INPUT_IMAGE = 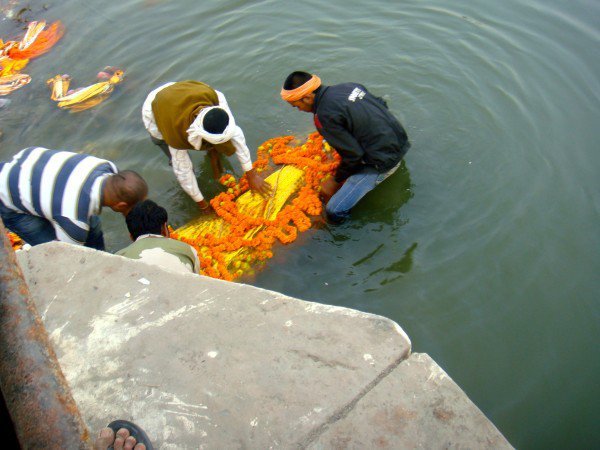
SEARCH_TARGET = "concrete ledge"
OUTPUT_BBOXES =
[16,242,510,449]
[309,353,512,449]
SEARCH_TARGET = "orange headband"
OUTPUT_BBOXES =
[280,75,321,102]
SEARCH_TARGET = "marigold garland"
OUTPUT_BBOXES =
[0,20,64,95]
[5,231,23,251]
[171,132,340,281]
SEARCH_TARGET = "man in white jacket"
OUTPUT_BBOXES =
[142,80,270,212]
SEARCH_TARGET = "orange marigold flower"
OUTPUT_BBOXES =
[173,132,340,281]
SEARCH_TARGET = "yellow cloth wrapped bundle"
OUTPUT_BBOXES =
[171,133,340,281]
[172,165,305,280]
[46,67,124,112]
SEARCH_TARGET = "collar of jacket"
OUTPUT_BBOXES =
[312,85,327,113]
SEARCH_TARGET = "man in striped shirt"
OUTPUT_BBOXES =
[0,147,148,250]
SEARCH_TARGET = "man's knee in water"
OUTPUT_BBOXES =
[325,200,350,224]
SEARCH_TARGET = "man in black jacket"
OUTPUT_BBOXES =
[281,71,410,222]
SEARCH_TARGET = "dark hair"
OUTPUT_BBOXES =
[112,170,148,206]
[125,199,168,240]
[283,71,313,90]
[203,108,229,134]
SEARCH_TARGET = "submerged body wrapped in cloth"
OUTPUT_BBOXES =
[171,132,340,280]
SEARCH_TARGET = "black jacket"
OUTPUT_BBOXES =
[313,83,409,182]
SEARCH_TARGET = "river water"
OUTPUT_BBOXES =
[1,0,598,447]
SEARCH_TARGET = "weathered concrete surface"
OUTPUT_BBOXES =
[309,353,511,449]
[16,242,511,449]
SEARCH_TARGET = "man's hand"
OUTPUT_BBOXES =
[197,199,213,213]
[319,177,340,201]
[246,168,272,196]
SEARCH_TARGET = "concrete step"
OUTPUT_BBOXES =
[16,242,511,449]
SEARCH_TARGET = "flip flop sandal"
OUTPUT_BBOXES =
[107,419,154,450]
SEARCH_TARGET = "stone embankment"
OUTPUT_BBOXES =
[17,242,512,449]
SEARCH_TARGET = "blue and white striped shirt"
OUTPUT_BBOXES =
[0,147,117,245]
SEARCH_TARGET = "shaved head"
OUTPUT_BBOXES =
[112,170,148,205]
[104,170,148,214]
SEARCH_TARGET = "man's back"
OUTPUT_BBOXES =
[151,80,218,149]
[315,83,408,148]
[313,83,409,179]
[0,147,116,244]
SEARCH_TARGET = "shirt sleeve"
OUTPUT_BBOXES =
[215,90,253,172]
[215,89,229,109]
[169,147,204,202]
[141,82,175,140]
[230,127,253,172]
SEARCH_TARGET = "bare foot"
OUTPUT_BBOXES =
[94,426,147,450]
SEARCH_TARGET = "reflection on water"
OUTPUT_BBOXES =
[352,243,384,266]
[362,242,418,292]
[347,239,418,293]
